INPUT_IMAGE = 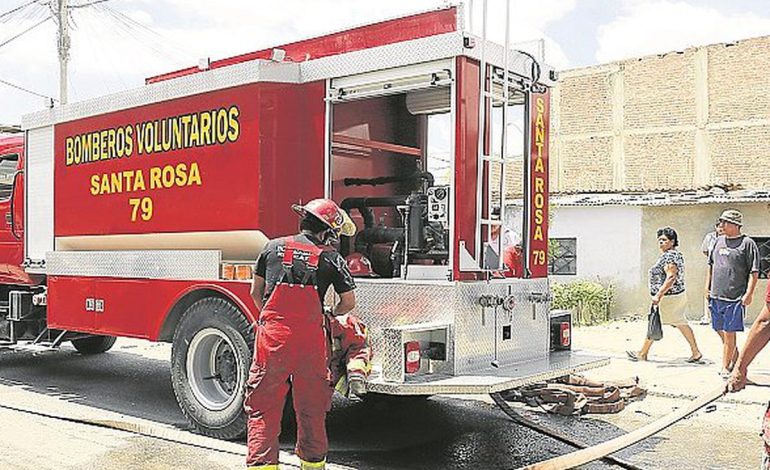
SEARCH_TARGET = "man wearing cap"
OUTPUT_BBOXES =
[245,199,357,470]
[706,209,760,377]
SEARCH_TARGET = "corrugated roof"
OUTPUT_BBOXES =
[551,188,770,207]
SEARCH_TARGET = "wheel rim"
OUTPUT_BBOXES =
[186,328,242,411]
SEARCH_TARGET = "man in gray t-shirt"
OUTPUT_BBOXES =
[706,209,760,376]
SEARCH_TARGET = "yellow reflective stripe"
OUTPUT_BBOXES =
[247,465,279,470]
[300,458,326,469]
[347,358,371,374]
[334,376,348,395]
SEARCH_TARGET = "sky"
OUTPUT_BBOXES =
[2,0,770,124]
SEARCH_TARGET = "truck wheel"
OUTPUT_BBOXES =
[71,335,117,354]
[171,297,253,440]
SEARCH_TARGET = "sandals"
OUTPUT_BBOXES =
[685,354,703,364]
[626,351,647,362]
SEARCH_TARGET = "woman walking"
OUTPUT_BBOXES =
[627,227,703,363]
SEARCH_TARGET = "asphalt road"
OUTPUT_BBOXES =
[0,339,631,470]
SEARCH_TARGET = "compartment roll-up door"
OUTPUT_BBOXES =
[25,126,54,269]
[329,59,453,103]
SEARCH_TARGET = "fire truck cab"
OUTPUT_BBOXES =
[7,5,605,439]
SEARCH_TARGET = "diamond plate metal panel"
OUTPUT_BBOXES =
[367,352,609,395]
[345,280,456,383]
[25,126,54,263]
[22,61,300,130]
[381,322,454,382]
[454,279,550,374]
[380,326,404,382]
[464,37,558,88]
[302,32,464,83]
[46,250,220,280]
[347,278,551,385]
[22,33,554,132]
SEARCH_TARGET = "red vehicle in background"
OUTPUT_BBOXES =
[3,5,603,439]
[0,134,37,287]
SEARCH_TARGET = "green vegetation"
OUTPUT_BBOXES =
[551,281,615,326]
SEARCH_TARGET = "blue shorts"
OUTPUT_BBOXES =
[709,298,745,332]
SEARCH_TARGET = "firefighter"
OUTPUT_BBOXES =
[245,198,357,470]
[327,312,372,398]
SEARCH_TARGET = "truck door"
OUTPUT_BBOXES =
[0,152,25,283]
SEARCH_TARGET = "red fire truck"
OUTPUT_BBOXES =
[5,5,604,439]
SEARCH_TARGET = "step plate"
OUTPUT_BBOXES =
[366,350,608,395]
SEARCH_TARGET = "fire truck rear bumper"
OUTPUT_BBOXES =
[365,350,608,395]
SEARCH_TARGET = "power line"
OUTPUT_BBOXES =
[0,0,39,22]
[69,0,110,9]
[0,15,50,50]
[0,77,58,101]
[96,3,195,61]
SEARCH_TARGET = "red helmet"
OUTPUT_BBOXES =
[292,198,356,237]
[346,253,375,277]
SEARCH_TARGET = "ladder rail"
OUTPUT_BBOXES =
[474,0,513,271]
[474,0,488,263]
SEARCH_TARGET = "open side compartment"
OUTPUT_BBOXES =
[327,62,454,281]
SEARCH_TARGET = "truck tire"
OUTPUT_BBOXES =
[171,297,254,440]
[71,335,117,354]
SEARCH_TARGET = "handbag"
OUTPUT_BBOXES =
[647,304,663,341]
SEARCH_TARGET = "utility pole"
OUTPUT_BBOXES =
[55,0,70,105]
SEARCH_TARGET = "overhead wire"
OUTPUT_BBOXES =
[68,0,111,9]
[69,4,122,98]
[0,0,48,45]
[58,1,192,99]
[0,15,51,50]
[0,0,38,23]
[93,4,177,62]
[0,76,57,101]
[0,0,32,27]
[95,3,196,64]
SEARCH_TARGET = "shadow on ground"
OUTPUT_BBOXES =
[0,346,652,469]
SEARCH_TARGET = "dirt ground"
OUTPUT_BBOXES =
[571,320,770,469]
[1,319,767,469]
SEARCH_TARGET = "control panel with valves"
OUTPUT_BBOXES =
[339,176,450,279]
[427,185,449,224]
[478,292,520,368]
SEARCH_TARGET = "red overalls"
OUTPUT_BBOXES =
[245,240,334,469]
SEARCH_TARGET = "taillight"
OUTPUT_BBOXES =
[222,263,235,280]
[221,263,253,280]
[560,322,571,347]
[404,341,421,374]
[235,265,253,280]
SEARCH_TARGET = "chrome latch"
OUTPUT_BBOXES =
[527,292,552,303]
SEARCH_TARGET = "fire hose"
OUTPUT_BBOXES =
[490,393,644,470]
[0,399,351,469]
[519,384,725,469]
[498,382,732,470]
[0,400,246,456]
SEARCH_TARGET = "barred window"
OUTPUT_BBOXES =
[549,238,577,276]
[755,237,770,279]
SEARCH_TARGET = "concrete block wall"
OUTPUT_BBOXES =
[549,35,770,193]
